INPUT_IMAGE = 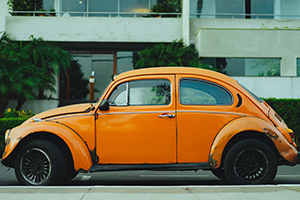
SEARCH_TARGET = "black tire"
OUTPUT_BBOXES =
[63,167,78,182]
[224,139,277,185]
[14,139,66,186]
[211,167,227,181]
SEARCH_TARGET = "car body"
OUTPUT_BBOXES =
[2,67,299,185]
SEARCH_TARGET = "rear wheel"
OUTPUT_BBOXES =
[14,139,66,186]
[224,139,277,185]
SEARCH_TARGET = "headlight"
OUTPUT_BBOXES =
[4,129,11,144]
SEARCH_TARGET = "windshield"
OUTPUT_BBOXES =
[238,82,263,103]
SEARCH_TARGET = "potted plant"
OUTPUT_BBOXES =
[38,8,46,16]
[49,8,56,17]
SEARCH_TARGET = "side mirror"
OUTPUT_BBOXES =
[99,99,109,111]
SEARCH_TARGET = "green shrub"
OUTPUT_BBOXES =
[0,118,28,152]
[264,98,300,144]
[3,108,34,118]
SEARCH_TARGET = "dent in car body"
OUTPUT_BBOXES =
[2,120,93,171]
[209,117,298,169]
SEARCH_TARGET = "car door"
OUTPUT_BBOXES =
[176,75,243,163]
[96,75,176,164]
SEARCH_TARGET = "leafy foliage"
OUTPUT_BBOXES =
[134,40,216,71]
[24,35,71,99]
[254,59,280,76]
[60,60,89,100]
[264,98,300,145]
[0,33,71,117]
[151,0,181,13]
[3,108,34,118]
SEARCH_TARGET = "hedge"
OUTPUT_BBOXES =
[264,98,300,144]
[0,118,28,152]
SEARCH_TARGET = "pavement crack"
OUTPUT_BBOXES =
[185,187,202,200]
[80,188,91,200]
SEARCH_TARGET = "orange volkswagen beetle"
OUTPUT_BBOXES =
[2,67,299,185]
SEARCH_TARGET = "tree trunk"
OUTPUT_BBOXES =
[16,96,26,111]
[38,89,44,99]
[0,94,9,118]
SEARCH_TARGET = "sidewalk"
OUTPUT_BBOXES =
[0,185,299,200]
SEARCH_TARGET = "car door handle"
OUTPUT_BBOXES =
[158,114,175,118]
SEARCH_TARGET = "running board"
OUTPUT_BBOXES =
[89,163,210,172]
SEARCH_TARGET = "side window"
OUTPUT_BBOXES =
[180,79,233,105]
[108,82,128,106]
[108,79,171,106]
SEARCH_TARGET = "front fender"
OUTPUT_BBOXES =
[2,121,93,171]
[209,117,298,169]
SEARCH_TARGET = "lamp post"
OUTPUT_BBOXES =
[89,71,95,100]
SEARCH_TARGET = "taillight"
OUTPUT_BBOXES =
[286,128,295,141]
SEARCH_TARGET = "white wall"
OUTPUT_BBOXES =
[190,18,300,43]
[8,100,59,114]
[0,0,8,33]
[5,16,182,42]
[234,77,300,99]
[195,28,300,76]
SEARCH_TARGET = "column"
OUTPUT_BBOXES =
[182,0,190,46]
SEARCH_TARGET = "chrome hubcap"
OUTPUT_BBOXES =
[20,148,51,185]
[234,148,268,183]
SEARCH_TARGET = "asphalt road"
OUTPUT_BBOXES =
[1,163,300,186]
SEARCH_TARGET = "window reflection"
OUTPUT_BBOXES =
[190,0,275,19]
[89,0,118,17]
[202,58,281,76]
[62,0,86,16]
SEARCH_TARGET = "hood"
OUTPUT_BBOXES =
[30,103,93,121]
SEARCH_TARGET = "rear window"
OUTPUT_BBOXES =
[179,79,233,105]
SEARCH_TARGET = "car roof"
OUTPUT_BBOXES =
[114,67,239,86]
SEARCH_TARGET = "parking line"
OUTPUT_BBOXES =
[140,175,210,178]
[80,176,92,181]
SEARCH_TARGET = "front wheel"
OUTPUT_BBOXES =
[224,139,277,185]
[14,139,66,186]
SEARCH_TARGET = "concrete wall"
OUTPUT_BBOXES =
[233,76,300,99]
[195,28,300,76]
[8,100,59,114]
[0,1,8,33]
[5,16,182,42]
[190,18,300,43]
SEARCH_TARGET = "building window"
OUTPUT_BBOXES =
[202,58,281,76]
[190,0,274,19]
[89,0,118,17]
[59,0,155,17]
[281,0,300,19]
[216,0,244,18]
[61,0,86,16]
[297,59,300,76]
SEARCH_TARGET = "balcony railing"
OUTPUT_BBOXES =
[9,11,182,18]
[190,13,300,19]
[9,11,300,19]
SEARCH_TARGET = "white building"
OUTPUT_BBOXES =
[1,0,300,112]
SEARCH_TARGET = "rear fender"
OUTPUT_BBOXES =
[2,121,93,171]
[209,117,298,169]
